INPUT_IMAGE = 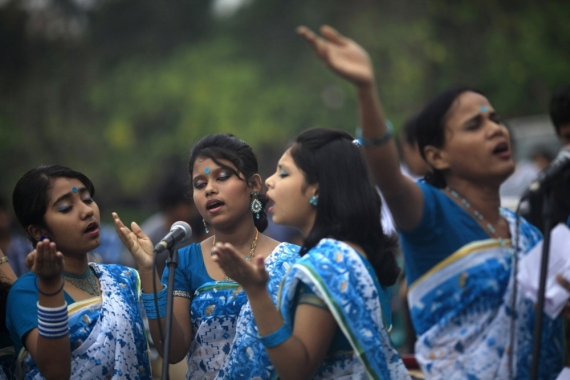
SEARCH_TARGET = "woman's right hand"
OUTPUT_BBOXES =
[297,25,374,88]
[26,240,64,281]
[212,243,269,294]
[112,212,154,271]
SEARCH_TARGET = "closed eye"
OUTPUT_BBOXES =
[279,169,289,178]
[58,205,72,213]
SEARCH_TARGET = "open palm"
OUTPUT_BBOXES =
[112,212,154,271]
[298,25,374,88]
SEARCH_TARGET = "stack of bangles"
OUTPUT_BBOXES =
[141,285,167,319]
[37,303,69,339]
[259,323,292,348]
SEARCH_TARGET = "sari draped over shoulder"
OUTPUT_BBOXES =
[188,242,299,380]
[276,239,410,380]
[215,242,299,380]
[407,211,564,379]
[17,264,151,380]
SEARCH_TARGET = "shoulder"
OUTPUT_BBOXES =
[273,242,301,256]
[176,243,202,265]
[8,272,37,295]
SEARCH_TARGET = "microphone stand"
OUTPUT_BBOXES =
[529,189,554,380]
[161,246,179,380]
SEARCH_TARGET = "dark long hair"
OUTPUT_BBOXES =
[290,128,400,286]
[0,279,11,340]
[12,165,95,247]
[188,134,269,232]
[415,86,483,188]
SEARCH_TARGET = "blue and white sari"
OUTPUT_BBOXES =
[215,242,300,380]
[276,239,410,380]
[186,242,299,380]
[16,264,151,379]
[408,211,564,379]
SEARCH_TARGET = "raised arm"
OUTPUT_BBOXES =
[24,241,71,380]
[298,25,424,230]
[112,212,192,363]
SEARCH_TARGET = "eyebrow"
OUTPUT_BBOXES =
[52,186,88,206]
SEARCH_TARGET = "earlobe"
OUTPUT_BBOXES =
[423,145,450,171]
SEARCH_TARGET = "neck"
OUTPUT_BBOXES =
[62,253,91,274]
[446,178,502,223]
[212,219,258,254]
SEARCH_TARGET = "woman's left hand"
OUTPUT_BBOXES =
[211,243,269,292]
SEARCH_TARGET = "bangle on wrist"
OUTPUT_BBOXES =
[355,120,394,147]
[259,323,292,348]
[141,285,167,319]
[0,256,9,265]
[35,276,65,297]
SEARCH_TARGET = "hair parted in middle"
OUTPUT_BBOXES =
[188,133,269,232]
[289,128,400,286]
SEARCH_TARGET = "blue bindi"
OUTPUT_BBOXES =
[204,168,210,174]
[481,106,488,113]
[72,186,78,193]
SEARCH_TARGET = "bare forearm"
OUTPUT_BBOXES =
[245,289,316,380]
[139,270,192,363]
[357,84,406,196]
[148,316,191,363]
[35,337,71,379]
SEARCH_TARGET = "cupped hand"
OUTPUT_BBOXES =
[211,243,269,292]
[26,240,64,281]
[297,25,374,88]
[112,212,154,271]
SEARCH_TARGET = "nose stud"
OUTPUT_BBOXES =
[480,106,488,113]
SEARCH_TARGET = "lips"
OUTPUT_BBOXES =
[84,222,99,237]
[492,141,511,158]
[265,194,275,213]
[206,199,225,211]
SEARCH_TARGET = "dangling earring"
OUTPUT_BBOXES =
[309,195,318,207]
[203,219,209,234]
[251,191,263,220]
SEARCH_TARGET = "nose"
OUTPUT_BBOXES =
[487,117,506,138]
[80,201,95,220]
[265,173,275,189]
[204,179,217,196]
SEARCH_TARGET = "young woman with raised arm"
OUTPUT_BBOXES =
[296,25,563,379]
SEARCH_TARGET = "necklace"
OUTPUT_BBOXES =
[446,186,507,246]
[64,266,100,296]
[212,228,258,282]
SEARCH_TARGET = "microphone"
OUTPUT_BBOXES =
[521,147,570,199]
[154,221,192,253]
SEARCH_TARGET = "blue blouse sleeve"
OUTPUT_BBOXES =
[161,244,197,294]
[6,273,74,352]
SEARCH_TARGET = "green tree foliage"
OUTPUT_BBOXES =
[1,0,569,208]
